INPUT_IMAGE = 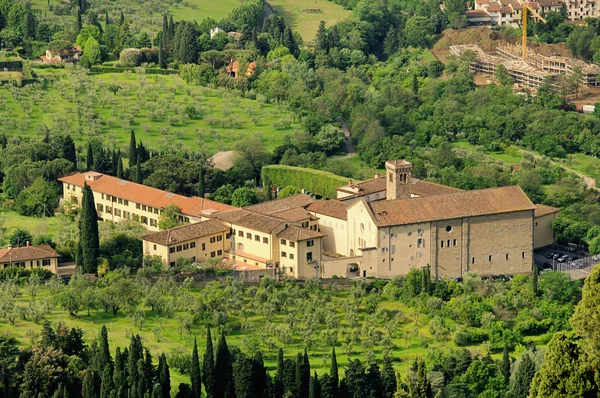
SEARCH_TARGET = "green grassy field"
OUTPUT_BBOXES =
[267,0,351,41]
[2,70,298,154]
[557,153,600,180]
[0,211,75,247]
[453,140,523,163]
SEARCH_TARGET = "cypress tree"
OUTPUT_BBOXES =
[117,156,124,179]
[251,352,266,398]
[158,37,166,69]
[137,358,149,397]
[415,358,432,398]
[295,353,303,398]
[76,9,82,33]
[105,11,110,25]
[198,166,205,198]
[129,130,137,166]
[128,335,143,396]
[233,354,254,398]
[63,135,77,165]
[168,16,175,44]
[111,149,119,175]
[152,384,163,398]
[501,345,511,384]
[330,347,338,398]
[82,370,99,398]
[507,353,536,398]
[275,348,284,398]
[315,21,327,52]
[215,331,234,398]
[80,183,99,274]
[411,74,418,95]
[381,356,397,398]
[301,349,310,398]
[162,14,168,50]
[43,129,50,144]
[113,348,127,397]
[100,364,114,398]
[158,353,171,398]
[0,132,7,149]
[191,339,202,398]
[283,359,297,397]
[309,372,320,398]
[532,265,539,296]
[203,328,216,398]
[87,142,94,171]
[136,157,142,184]
[99,325,112,371]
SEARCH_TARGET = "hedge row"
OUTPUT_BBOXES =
[89,66,179,75]
[262,165,349,199]
[0,61,23,70]
[0,267,55,283]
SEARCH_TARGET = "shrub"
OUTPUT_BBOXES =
[0,267,54,283]
[261,165,349,199]
[454,327,488,346]
[119,48,143,67]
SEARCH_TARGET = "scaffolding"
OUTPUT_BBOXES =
[450,44,600,90]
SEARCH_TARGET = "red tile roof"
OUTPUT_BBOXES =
[367,186,535,227]
[337,177,462,199]
[58,172,235,217]
[276,226,326,242]
[534,204,560,217]
[0,245,60,263]
[307,200,350,220]
[142,219,229,246]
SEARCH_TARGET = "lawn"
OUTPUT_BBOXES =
[2,70,298,154]
[557,153,600,180]
[267,0,351,41]
[0,211,75,247]
[453,140,523,163]
[168,0,243,22]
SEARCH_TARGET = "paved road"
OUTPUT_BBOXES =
[337,118,356,158]
[516,148,597,189]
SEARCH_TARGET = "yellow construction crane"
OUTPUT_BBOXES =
[521,2,547,60]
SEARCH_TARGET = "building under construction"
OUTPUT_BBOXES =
[450,44,600,90]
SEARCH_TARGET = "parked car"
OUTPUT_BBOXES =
[557,255,568,263]
[546,252,555,259]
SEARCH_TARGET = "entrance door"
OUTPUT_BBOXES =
[363,270,366,277]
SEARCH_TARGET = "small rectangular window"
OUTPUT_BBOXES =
[246,233,251,239]
[211,251,216,258]
[183,243,189,250]
[447,240,450,247]
[190,242,196,249]
[290,253,294,260]
[506,253,510,260]
[169,247,175,253]
[202,243,206,251]
[453,239,457,246]
[217,235,222,242]
[522,252,525,259]
[217,250,222,256]
[238,230,243,237]
[489,255,492,262]
[281,251,287,258]
[176,245,182,252]
[153,244,157,250]
[307,240,314,247]
[306,252,313,262]
[263,237,268,244]
[210,237,216,243]
[255,235,260,242]
[124,200,129,206]
[118,198,123,204]
[417,229,423,235]
[417,239,424,248]
[142,205,147,211]
[281,239,286,245]
[136,203,140,209]
[289,241,295,248]
[441,240,444,248]
[472,257,475,264]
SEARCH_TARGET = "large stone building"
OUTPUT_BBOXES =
[0,244,60,274]
[133,159,557,280]
[470,0,594,25]
[59,172,235,232]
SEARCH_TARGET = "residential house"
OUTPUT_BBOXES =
[0,244,60,274]
[40,45,82,64]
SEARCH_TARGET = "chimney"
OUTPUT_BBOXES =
[385,160,413,201]
[374,173,380,179]
[26,241,30,247]
[301,188,307,194]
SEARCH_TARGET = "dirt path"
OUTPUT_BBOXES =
[337,118,356,158]
[516,148,597,188]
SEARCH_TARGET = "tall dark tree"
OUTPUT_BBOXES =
[275,348,284,398]
[251,352,266,398]
[63,135,77,165]
[158,353,171,398]
[168,16,175,44]
[315,21,328,52]
[162,14,169,50]
[412,74,419,95]
[100,364,114,398]
[117,156,124,179]
[136,157,142,184]
[330,347,338,398]
[502,345,511,384]
[119,11,125,25]
[191,339,202,398]
[215,331,234,398]
[415,358,432,398]
[87,142,94,171]
[0,132,7,149]
[113,348,127,397]
[129,130,137,167]
[80,183,99,274]
[175,22,199,64]
[158,37,166,69]
[233,354,254,398]
[128,335,144,397]
[309,372,320,398]
[105,11,110,25]
[198,166,205,198]
[111,149,119,176]
[203,328,216,398]
[82,369,99,398]
[42,130,50,144]
[507,353,536,398]
[381,357,396,398]
[99,325,112,372]
[366,362,382,398]
[76,9,82,33]
[383,27,398,57]
[532,265,539,296]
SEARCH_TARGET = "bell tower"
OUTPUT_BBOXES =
[385,160,412,200]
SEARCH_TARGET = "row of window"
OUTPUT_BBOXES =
[280,251,295,260]
[440,239,458,248]
[101,193,192,222]
[2,259,51,268]
[471,252,526,264]
[169,242,198,253]
[280,239,295,248]
[235,229,270,244]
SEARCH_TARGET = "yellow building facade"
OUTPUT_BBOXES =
[0,244,60,274]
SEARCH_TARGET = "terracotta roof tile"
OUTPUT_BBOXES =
[467,10,491,17]
[368,186,534,227]
[269,207,318,222]
[534,204,560,217]
[59,172,235,217]
[0,245,60,263]
[276,226,325,242]
[215,210,286,233]
[245,194,315,215]
[307,200,350,220]
[142,219,229,246]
